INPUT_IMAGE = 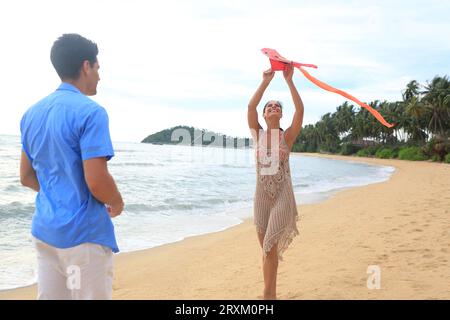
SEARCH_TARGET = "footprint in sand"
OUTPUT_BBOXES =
[392,249,417,253]
[377,254,389,260]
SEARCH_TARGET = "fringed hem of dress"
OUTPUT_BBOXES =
[255,215,299,261]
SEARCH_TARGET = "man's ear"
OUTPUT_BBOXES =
[81,60,91,76]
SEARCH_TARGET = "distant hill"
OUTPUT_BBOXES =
[141,125,251,148]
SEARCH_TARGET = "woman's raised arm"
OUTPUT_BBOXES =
[248,69,274,140]
[283,64,304,149]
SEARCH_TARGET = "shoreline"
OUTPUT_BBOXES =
[1,154,449,299]
[0,153,393,293]
[0,153,393,294]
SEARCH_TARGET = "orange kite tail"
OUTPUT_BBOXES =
[295,64,394,128]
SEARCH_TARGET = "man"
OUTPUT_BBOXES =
[20,34,124,300]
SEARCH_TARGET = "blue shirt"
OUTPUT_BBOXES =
[20,83,119,253]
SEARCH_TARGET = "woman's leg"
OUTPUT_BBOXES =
[257,232,265,248]
[257,231,279,299]
[263,243,278,300]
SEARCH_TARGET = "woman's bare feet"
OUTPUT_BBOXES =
[263,290,277,300]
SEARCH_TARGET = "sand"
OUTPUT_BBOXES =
[1,154,449,300]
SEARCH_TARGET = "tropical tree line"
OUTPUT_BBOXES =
[293,75,450,162]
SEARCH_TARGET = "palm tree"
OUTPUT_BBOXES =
[314,113,339,152]
[402,80,420,102]
[334,102,355,140]
[349,106,376,146]
[405,96,428,143]
[294,75,449,156]
[295,124,322,152]
[379,101,397,144]
[422,76,450,138]
[368,101,384,143]
[390,102,408,142]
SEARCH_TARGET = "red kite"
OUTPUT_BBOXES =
[261,48,394,128]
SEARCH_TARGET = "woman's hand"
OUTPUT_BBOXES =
[283,62,294,82]
[262,68,275,83]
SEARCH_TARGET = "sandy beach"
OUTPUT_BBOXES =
[1,153,449,300]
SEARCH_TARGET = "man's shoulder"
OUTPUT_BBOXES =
[78,98,108,122]
[54,89,107,117]
[60,90,103,110]
[22,92,55,119]
[82,97,105,112]
[22,91,107,125]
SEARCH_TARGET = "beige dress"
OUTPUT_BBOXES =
[254,129,299,260]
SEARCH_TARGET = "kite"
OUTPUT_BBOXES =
[261,48,394,128]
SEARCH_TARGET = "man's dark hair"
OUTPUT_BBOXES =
[50,34,98,80]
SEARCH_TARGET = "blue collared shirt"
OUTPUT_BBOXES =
[20,82,119,252]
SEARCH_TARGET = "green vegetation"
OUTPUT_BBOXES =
[398,147,427,161]
[141,76,450,162]
[141,125,250,148]
[445,153,450,163]
[294,75,450,162]
[375,148,396,159]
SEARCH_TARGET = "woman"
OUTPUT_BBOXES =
[247,63,304,300]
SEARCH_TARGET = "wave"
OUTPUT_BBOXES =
[109,162,160,167]
[124,197,247,214]
[3,184,22,192]
[220,164,250,169]
[293,183,310,188]
[114,149,139,153]
[0,202,34,222]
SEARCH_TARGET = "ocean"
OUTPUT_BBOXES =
[0,134,395,290]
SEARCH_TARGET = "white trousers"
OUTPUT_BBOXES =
[33,236,114,300]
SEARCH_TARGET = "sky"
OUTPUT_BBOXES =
[0,0,449,142]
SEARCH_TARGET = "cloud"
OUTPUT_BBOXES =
[1,0,449,142]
